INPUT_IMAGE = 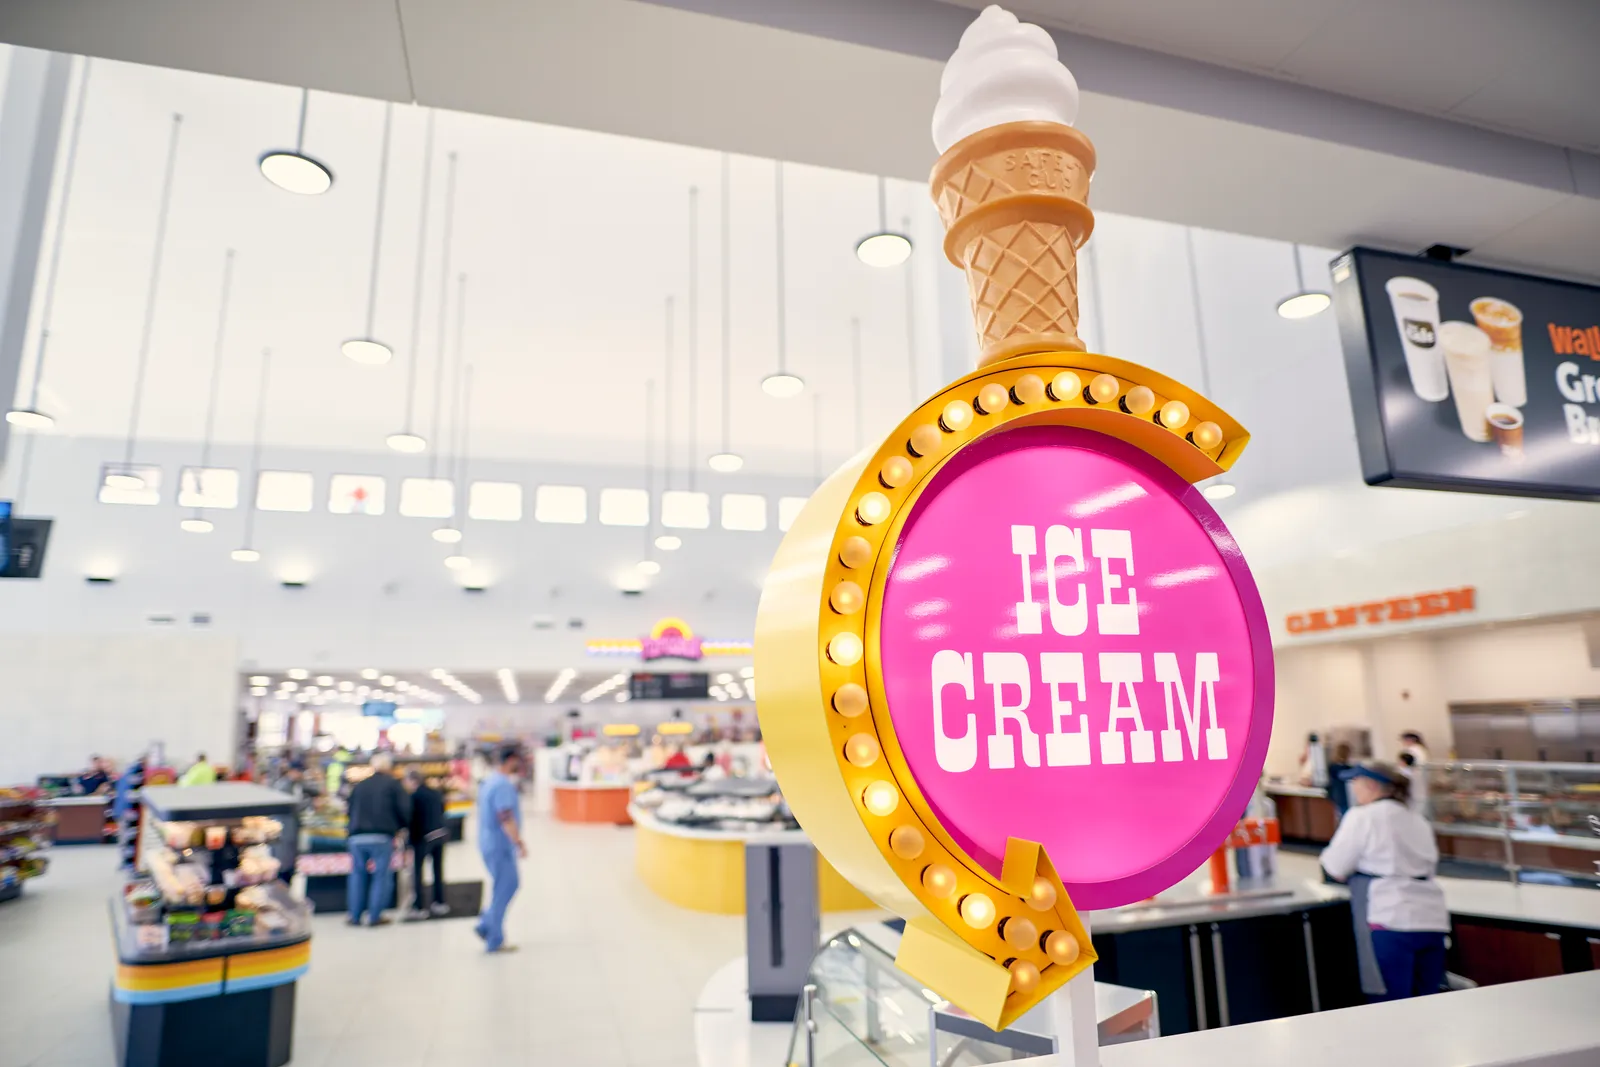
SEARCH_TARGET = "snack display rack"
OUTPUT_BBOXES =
[111,784,309,1067]
[0,788,51,903]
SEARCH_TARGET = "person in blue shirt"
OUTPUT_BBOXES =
[474,746,526,953]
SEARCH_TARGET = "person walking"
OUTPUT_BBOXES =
[404,769,450,920]
[345,753,411,927]
[178,752,217,787]
[474,746,526,953]
[1319,761,1449,1001]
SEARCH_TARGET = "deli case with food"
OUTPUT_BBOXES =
[110,784,309,1067]
[1423,760,1600,884]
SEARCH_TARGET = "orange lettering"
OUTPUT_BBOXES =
[1287,614,1307,634]
[1331,606,1358,628]
[1415,593,1447,617]
[1444,587,1475,613]
[1387,597,1416,621]
[1307,610,1332,632]
[1551,323,1574,355]
[1359,602,1387,625]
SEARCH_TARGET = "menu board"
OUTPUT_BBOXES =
[628,672,709,701]
[1333,246,1600,500]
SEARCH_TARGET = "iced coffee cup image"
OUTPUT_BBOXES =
[1469,296,1527,407]
[1486,402,1524,458]
[1385,276,1447,401]
[1439,320,1495,443]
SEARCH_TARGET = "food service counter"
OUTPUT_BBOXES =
[1264,783,1338,844]
[47,794,111,844]
[630,806,874,915]
[553,780,634,825]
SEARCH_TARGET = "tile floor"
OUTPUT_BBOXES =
[0,809,878,1067]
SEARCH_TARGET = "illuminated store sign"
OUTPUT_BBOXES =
[1286,586,1475,635]
[755,8,1275,1029]
[585,617,751,661]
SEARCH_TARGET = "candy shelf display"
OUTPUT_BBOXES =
[0,788,51,903]
[112,783,309,1067]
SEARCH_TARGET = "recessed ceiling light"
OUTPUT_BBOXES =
[287,668,309,680]
[444,554,471,571]
[708,452,744,473]
[341,338,392,365]
[761,372,805,399]
[360,668,379,680]
[104,472,145,491]
[250,686,267,696]
[432,526,463,544]
[637,560,662,576]
[1201,482,1237,500]
[1276,291,1331,319]
[655,535,682,552]
[855,231,913,268]
[716,672,733,684]
[386,431,427,454]
[6,409,54,430]
[380,674,396,686]
[230,548,261,563]
[617,571,647,593]
[739,666,755,679]
[258,150,332,195]
[179,518,214,534]
[249,675,270,685]
[316,675,333,686]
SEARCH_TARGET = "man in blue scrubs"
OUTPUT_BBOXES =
[474,747,526,953]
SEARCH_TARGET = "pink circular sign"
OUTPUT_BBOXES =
[877,425,1272,910]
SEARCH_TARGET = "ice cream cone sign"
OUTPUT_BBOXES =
[755,4,1274,1034]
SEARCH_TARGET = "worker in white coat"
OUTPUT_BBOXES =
[1319,761,1450,1000]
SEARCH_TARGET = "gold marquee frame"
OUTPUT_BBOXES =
[755,349,1249,1029]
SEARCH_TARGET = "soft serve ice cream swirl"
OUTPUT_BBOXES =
[931,5,1080,154]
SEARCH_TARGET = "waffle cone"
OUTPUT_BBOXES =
[930,122,1097,366]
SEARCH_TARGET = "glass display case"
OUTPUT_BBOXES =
[1424,760,1600,884]
[787,923,1156,1067]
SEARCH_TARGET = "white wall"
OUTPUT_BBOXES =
[1268,619,1600,775]
[0,631,238,780]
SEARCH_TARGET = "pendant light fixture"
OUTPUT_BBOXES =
[761,161,804,399]
[433,272,467,545]
[811,393,824,484]
[639,378,661,575]
[442,362,475,573]
[655,296,682,552]
[259,88,333,195]
[232,349,272,563]
[1276,242,1332,319]
[10,58,92,432]
[181,248,236,535]
[108,112,183,492]
[708,155,743,473]
[343,103,394,365]
[387,109,435,454]
[855,175,913,267]
[1186,228,1235,501]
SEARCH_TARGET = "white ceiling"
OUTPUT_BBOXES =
[23,56,935,471]
[963,0,1600,152]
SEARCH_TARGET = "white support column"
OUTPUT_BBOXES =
[1047,940,1099,1066]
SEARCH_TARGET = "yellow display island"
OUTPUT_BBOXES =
[630,805,875,915]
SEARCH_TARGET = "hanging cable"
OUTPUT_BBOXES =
[362,102,393,339]
[719,154,733,457]
[193,248,237,515]
[427,151,459,478]
[122,113,183,467]
[401,109,436,439]
[240,349,273,552]
[688,186,699,490]
[1185,228,1213,394]
[902,214,917,406]
[775,162,787,375]
[851,318,864,453]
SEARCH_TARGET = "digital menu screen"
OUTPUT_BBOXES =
[1333,246,1600,500]
[629,672,710,701]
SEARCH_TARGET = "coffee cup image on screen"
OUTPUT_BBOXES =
[1385,276,1446,401]
[1486,402,1524,457]
[1439,320,1495,443]
[1469,296,1528,408]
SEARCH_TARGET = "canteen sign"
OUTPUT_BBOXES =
[879,427,1271,905]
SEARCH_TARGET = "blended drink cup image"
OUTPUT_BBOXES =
[1486,402,1524,457]
[1385,276,1446,401]
[1470,296,1527,407]
[1439,321,1495,442]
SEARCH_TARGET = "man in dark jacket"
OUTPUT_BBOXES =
[345,753,411,926]
[404,769,450,920]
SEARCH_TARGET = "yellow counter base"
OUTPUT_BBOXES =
[634,817,876,915]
